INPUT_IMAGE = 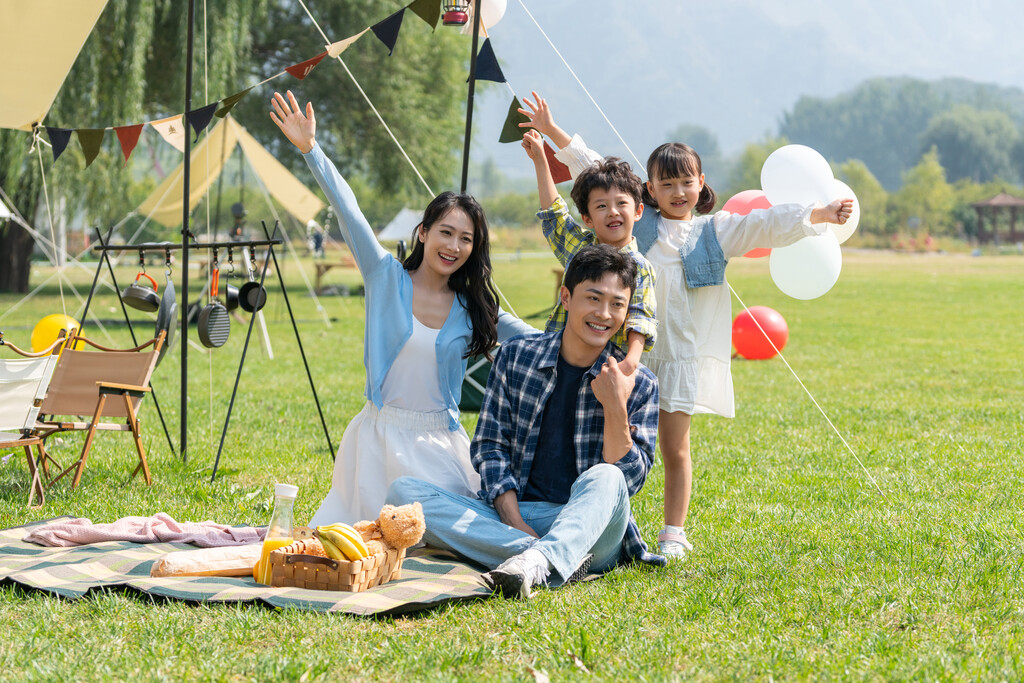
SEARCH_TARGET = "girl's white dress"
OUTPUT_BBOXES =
[310,316,479,526]
[642,207,818,417]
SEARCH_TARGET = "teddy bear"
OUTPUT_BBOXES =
[353,502,425,556]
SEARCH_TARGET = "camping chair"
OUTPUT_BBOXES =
[37,329,165,491]
[0,333,65,507]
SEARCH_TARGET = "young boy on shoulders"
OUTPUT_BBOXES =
[522,128,657,376]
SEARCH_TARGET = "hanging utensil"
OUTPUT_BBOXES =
[122,271,161,312]
[154,265,178,367]
[239,247,268,313]
[197,258,230,348]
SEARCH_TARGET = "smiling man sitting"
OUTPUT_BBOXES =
[387,244,665,599]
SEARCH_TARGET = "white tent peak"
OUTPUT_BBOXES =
[136,115,325,228]
[377,207,422,242]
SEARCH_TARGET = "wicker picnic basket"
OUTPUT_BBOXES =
[268,538,405,592]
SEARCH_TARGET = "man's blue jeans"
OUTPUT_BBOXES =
[386,463,631,583]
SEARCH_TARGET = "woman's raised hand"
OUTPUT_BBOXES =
[270,90,316,154]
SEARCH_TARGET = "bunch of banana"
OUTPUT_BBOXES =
[315,523,371,562]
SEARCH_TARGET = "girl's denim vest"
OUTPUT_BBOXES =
[632,208,727,288]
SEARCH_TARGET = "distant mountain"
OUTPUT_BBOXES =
[469,0,1024,184]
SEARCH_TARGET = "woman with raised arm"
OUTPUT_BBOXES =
[270,91,535,525]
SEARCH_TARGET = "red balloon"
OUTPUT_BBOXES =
[722,190,773,258]
[732,305,789,360]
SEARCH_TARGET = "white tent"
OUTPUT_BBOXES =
[377,207,422,242]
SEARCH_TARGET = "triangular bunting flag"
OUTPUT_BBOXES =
[327,28,370,58]
[45,127,73,162]
[285,51,328,80]
[407,0,440,30]
[76,128,105,168]
[114,124,145,166]
[470,38,505,83]
[150,114,186,153]
[499,97,532,143]
[371,9,405,56]
[186,102,219,141]
[544,141,572,184]
[215,88,253,118]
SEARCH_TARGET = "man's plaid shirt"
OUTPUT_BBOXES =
[538,196,658,353]
[470,330,666,567]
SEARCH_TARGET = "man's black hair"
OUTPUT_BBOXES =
[563,243,637,297]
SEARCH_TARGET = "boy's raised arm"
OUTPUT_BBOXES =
[522,130,558,210]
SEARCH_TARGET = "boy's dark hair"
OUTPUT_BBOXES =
[569,157,644,217]
[643,142,717,215]
[564,244,638,297]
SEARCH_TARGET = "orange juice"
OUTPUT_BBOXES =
[255,537,293,585]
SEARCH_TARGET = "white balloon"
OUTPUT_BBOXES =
[769,231,843,300]
[761,144,834,207]
[462,0,506,33]
[480,0,506,28]
[826,179,860,244]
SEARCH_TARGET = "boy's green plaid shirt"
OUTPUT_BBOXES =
[537,196,658,352]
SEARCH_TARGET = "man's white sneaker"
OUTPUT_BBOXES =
[482,548,550,599]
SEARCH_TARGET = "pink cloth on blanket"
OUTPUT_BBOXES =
[22,513,265,548]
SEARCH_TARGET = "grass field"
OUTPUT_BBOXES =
[1,248,1022,681]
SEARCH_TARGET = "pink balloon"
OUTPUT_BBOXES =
[722,190,773,258]
[732,306,789,360]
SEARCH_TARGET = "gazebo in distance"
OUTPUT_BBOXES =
[971,192,1024,244]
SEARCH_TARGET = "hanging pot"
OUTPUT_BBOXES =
[154,272,177,366]
[239,280,267,313]
[198,265,230,348]
[224,283,240,312]
[122,271,160,312]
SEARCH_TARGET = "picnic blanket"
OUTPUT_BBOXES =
[1,518,491,616]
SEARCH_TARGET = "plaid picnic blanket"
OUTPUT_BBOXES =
[0,518,492,616]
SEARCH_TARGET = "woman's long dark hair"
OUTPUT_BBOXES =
[642,142,717,215]
[403,191,499,360]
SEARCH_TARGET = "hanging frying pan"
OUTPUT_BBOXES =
[198,264,230,348]
[154,271,177,366]
[122,271,160,312]
[238,280,267,313]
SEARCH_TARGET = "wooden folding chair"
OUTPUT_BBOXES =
[38,330,165,490]
[0,333,65,507]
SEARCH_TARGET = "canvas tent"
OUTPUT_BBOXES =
[0,0,109,131]
[137,115,325,227]
[377,207,422,242]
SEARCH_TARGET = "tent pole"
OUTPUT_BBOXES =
[180,0,196,462]
[459,0,483,194]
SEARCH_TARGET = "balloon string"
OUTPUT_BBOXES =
[728,282,888,501]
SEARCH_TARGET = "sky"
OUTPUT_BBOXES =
[466,0,1024,179]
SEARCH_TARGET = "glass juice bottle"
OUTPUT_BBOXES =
[255,483,298,585]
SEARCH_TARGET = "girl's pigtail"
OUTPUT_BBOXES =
[696,183,717,215]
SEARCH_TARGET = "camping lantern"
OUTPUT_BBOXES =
[442,0,470,25]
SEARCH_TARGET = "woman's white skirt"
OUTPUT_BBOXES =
[309,401,479,526]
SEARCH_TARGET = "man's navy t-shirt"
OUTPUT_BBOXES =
[521,354,589,504]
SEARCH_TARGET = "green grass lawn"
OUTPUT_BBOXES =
[1,249,1022,681]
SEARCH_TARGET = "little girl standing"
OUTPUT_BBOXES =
[520,93,852,558]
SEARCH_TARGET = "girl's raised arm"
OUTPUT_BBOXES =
[270,91,387,274]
